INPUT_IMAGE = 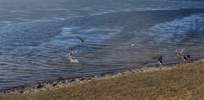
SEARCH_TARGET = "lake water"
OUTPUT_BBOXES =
[0,0,204,89]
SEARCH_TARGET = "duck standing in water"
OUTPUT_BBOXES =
[183,54,192,62]
[152,55,164,65]
[158,56,163,65]
[67,48,79,63]
[76,36,85,43]
[176,48,192,62]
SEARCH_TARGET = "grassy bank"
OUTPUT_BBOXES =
[1,60,204,100]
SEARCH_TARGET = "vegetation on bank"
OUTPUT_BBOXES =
[1,60,204,100]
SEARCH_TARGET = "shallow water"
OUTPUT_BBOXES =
[0,0,204,89]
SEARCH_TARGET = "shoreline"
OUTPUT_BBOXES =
[0,59,200,94]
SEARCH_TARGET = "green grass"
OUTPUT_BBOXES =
[1,60,204,100]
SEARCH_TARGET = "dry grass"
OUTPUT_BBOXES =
[1,60,204,100]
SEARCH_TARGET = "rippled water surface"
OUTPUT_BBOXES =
[0,0,204,89]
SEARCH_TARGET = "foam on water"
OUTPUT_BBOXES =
[148,14,204,43]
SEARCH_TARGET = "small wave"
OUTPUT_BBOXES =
[147,14,204,43]
[0,19,63,47]
[9,10,29,13]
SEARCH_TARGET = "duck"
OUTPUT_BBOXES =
[157,56,163,65]
[176,48,192,62]
[67,48,79,63]
[76,36,85,43]
[68,56,79,63]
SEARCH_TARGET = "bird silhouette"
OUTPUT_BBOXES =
[76,36,85,43]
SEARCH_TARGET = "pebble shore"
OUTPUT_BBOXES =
[0,63,178,94]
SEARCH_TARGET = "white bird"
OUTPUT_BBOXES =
[68,56,79,63]
[131,43,135,47]
[176,48,185,56]
[67,48,79,63]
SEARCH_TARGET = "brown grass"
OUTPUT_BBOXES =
[1,60,204,100]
